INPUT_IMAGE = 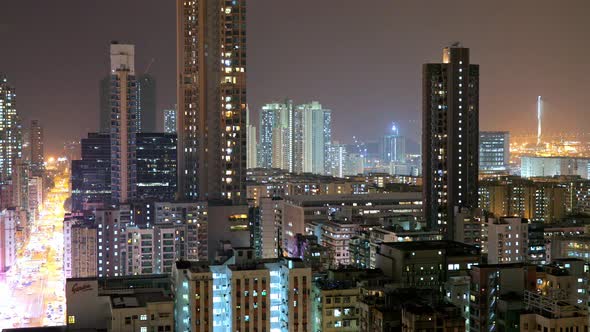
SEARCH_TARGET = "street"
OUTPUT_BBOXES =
[0,168,69,329]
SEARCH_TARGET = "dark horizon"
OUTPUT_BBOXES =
[1,0,589,156]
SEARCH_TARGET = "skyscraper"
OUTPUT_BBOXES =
[109,42,138,203]
[29,120,44,176]
[0,75,22,184]
[137,73,157,132]
[479,131,509,173]
[246,106,257,169]
[71,133,111,211]
[163,108,177,134]
[258,100,332,175]
[177,0,247,203]
[258,101,293,170]
[298,101,332,175]
[136,133,177,201]
[381,123,406,163]
[422,44,479,239]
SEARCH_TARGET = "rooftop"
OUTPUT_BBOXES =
[381,240,480,256]
[284,192,421,205]
[110,290,173,309]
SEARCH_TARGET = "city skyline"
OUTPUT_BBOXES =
[1,0,590,155]
[4,1,590,331]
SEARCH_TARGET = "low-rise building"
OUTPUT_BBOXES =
[520,290,588,332]
[469,263,538,332]
[401,303,465,331]
[311,269,385,332]
[375,241,480,289]
[65,274,173,331]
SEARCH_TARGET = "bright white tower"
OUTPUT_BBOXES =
[537,96,542,145]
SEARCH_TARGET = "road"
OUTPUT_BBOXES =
[0,167,70,329]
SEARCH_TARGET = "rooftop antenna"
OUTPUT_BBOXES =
[537,96,542,145]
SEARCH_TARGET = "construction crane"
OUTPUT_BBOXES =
[144,58,155,75]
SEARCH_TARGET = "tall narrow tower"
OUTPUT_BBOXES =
[0,75,22,185]
[109,42,138,203]
[246,106,257,169]
[423,44,479,239]
[30,120,44,176]
[176,0,247,203]
[537,96,542,146]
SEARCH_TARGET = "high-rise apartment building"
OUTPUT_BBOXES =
[521,156,590,179]
[63,214,97,278]
[423,44,479,239]
[135,132,177,201]
[29,120,44,176]
[109,42,138,203]
[298,102,332,175]
[71,133,111,211]
[479,131,509,174]
[173,250,312,332]
[137,73,157,132]
[259,101,293,170]
[177,0,247,203]
[163,108,177,133]
[0,75,22,184]
[246,106,257,169]
[258,100,332,175]
[381,123,406,163]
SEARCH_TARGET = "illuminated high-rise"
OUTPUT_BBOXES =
[29,119,44,176]
[381,123,406,163]
[298,101,332,175]
[258,101,293,170]
[176,0,247,203]
[163,108,177,134]
[246,106,257,169]
[423,44,479,239]
[109,42,138,203]
[259,100,332,175]
[137,73,157,132]
[479,131,509,173]
[0,75,22,184]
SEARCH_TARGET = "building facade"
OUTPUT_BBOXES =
[29,119,44,176]
[381,124,406,163]
[423,44,479,239]
[479,131,509,174]
[135,133,177,201]
[176,0,247,203]
[486,217,528,264]
[109,43,138,203]
[163,108,176,134]
[0,75,22,184]
[521,156,590,179]
[137,73,157,132]
[246,106,257,169]
[258,101,293,170]
[173,251,312,332]
[71,133,111,211]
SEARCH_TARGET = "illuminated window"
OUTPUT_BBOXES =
[140,315,147,321]
[141,327,147,332]
[68,316,76,324]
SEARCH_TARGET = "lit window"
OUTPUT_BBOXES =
[68,316,76,324]
[141,327,147,332]
[140,315,147,321]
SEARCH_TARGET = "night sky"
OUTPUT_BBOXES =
[1,0,589,156]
